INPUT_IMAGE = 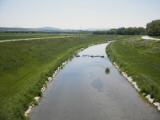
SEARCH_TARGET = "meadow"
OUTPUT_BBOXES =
[0,32,71,41]
[107,37,160,102]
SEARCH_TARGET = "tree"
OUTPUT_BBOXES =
[146,20,160,36]
[106,27,146,35]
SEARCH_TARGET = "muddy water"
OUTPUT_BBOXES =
[30,43,160,120]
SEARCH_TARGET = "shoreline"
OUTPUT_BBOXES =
[106,43,160,112]
[24,60,70,118]
[24,43,101,119]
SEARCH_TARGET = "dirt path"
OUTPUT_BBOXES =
[142,36,160,41]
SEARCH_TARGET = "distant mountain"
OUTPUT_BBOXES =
[0,27,106,33]
[76,28,109,31]
[34,27,62,32]
[0,27,62,32]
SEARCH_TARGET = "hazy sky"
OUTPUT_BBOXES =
[0,0,160,29]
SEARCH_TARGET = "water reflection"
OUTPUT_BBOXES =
[105,67,110,74]
[75,54,105,58]
[91,78,104,92]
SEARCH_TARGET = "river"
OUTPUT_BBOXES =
[30,43,160,120]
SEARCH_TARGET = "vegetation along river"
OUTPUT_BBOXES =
[30,43,160,120]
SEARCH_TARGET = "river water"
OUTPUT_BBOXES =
[30,43,160,120]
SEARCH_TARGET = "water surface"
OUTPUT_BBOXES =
[30,43,160,120]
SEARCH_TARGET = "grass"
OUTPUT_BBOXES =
[0,32,72,41]
[107,36,160,102]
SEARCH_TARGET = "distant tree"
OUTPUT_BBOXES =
[146,20,160,36]
[93,27,146,35]
[106,29,117,34]
[117,27,126,35]
[106,27,146,35]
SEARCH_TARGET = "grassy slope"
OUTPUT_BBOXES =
[107,37,160,102]
[0,34,121,120]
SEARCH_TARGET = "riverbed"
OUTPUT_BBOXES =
[30,43,160,120]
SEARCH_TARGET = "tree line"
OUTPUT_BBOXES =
[146,20,160,36]
[93,20,160,36]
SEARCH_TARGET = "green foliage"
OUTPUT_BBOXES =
[93,27,146,35]
[107,27,146,35]
[107,38,160,102]
[146,20,160,36]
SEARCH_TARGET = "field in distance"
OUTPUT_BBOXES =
[0,32,75,41]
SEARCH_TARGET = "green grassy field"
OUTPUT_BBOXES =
[107,37,160,102]
[0,32,72,40]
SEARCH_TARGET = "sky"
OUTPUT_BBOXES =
[0,0,160,29]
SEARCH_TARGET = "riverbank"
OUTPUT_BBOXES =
[106,38,160,111]
[0,38,83,120]
[24,46,86,118]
